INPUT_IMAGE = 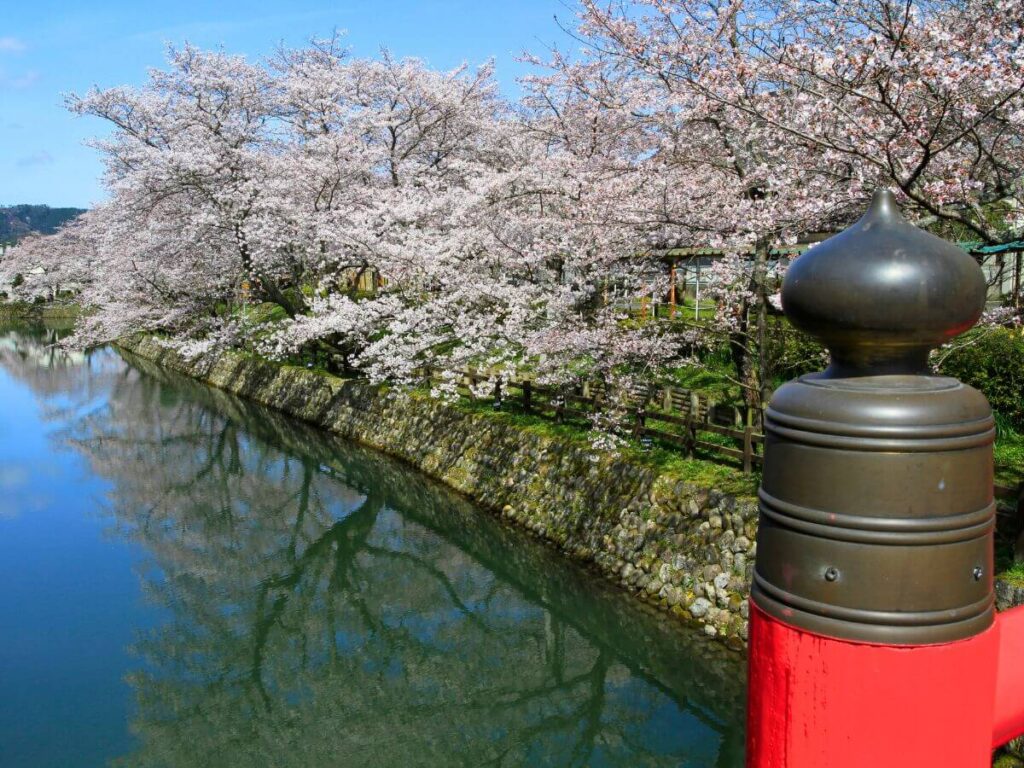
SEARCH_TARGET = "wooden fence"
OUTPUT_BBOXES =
[995,483,1023,509]
[427,367,765,473]
[995,482,1024,549]
[426,369,1024,545]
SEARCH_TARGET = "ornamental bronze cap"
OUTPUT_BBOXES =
[754,189,995,645]
[782,189,987,378]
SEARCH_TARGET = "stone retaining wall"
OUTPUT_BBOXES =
[998,580,1024,611]
[119,336,757,647]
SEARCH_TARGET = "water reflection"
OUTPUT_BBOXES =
[0,325,745,767]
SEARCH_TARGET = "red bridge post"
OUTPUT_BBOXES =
[746,190,1024,767]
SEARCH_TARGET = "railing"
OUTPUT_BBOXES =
[995,482,1024,563]
[995,482,1024,510]
[424,367,765,473]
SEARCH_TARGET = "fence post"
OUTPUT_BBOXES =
[746,190,1023,767]
[684,407,696,456]
[522,380,532,414]
[1012,481,1024,564]
[742,426,753,474]
[663,386,673,412]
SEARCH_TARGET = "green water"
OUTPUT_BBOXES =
[0,323,745,767]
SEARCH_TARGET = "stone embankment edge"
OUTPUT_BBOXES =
[119,335,758,647]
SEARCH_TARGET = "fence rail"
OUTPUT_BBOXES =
[425,366,765,472]
[425,367,1024,538]
[995,482,1024,564]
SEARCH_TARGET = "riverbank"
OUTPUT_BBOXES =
[0,302,80,321]
[119,335,759,647]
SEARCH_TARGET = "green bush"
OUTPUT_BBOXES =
[666,344,739,402]
[937,327,1024,430]
[766,321,827,388]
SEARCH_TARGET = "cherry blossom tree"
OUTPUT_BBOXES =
[574,0,1024,239]
[0,220,92,303]
[519,3,858,408]
[543,0,1024,404]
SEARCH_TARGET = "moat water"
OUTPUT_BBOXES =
[0,323,745,767]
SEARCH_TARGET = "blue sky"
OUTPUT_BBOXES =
[0,0,573,208]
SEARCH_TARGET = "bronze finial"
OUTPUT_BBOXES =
[782,188,987,377]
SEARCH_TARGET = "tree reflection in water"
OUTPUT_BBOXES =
[1,325,746,768]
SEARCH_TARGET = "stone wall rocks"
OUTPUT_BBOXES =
[997,579,1024,611]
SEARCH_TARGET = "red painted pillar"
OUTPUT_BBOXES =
[747,602,999,768]
[993,606,1024,748]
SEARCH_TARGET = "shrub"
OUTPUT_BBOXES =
[765,319,828,388]
[937,326,1024,430]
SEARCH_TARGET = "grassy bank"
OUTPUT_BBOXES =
[0,301,81,321]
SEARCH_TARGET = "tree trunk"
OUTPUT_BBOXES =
[668,263,677,319]
[754,242,771,423]
[234,223,307,318]
[729,243,770,425]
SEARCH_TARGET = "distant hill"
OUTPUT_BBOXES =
[0,205,86,245]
